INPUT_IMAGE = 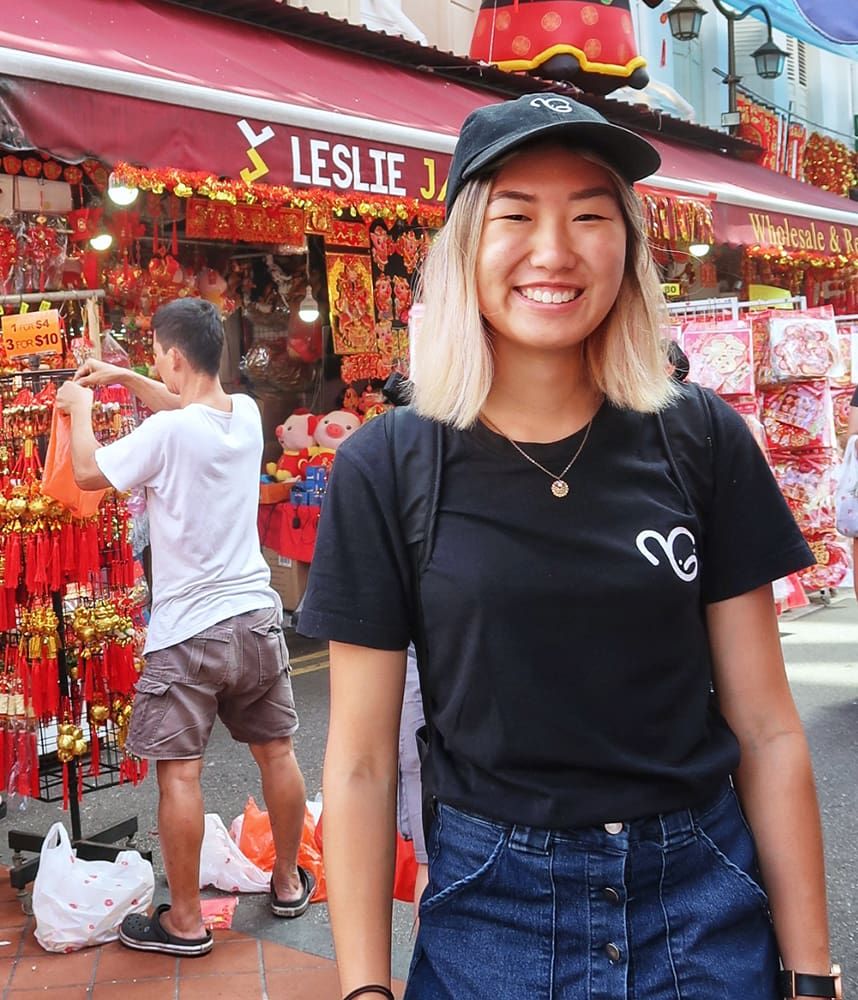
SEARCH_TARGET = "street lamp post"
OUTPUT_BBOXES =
[666,0,788,133]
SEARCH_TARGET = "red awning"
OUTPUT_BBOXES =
[649,138,858,256]
[0,0,491,201]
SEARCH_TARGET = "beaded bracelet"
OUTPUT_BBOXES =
[342,986,395,1000]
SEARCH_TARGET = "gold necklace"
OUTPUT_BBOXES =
[481,413,594,498]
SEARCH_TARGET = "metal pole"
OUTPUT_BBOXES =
[0,289,105,306]
[711,0,778,136]
[727,13,738,129]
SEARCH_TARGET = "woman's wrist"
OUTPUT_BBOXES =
[342,986,395,1000]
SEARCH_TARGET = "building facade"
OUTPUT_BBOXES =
[293,0,856,162]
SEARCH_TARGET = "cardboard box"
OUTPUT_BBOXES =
[259,480,295,504]
[14,176,73,214]
[263,547,309,611]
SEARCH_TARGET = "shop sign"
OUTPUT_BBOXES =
[233,119,453,204]
[716,203,858,258]
[1,309,62,358]
[661,282,682,297]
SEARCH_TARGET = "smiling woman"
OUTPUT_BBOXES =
[299,93,837,1000]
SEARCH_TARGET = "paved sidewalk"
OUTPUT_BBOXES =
[0,872,405,999]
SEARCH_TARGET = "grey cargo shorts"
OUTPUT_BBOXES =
[126,606,299,759]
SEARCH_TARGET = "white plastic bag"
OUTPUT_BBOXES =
[32,822,154,952]
[835,436,858,537]
[199,813,270,893]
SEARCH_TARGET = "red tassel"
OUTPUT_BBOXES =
[43,657,59,719]
[49,531,62,591]
[34,531,49,589]
[89,727,100,777]
[61,522,76,575]
[171,220,178,257]
[83,655,94,703]
[30,658,43,718]
[87,523,100,579]
[24,535,38,592]
[4,534,21,588]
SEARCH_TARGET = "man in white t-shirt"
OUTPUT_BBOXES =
[56,298,313,958]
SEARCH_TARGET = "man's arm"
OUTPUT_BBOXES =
[75,358,181,412]
[54,382,111,490]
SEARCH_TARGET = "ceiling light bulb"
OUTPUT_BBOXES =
[689,243,711,258]
[298,287,319,323]
[89,232,114,251]
[107,171,139,206]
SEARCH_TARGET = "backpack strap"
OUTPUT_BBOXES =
[388,405,444,572]
[387,405,444,836]
[656,382,716,527]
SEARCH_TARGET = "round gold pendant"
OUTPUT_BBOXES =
[551,479,569,498]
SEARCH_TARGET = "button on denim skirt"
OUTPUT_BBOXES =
[405,784,779,1000]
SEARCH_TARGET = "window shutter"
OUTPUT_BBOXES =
[785,36,808,118]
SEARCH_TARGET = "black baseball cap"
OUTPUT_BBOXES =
[446,92,661,211]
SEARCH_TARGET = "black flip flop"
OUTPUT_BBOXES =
[270,865,315,918]
[118,903,213,957]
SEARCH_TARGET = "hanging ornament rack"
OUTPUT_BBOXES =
[1,368,152,891]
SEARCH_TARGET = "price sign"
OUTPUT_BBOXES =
[1,309,62,359]
[661,282,682,298]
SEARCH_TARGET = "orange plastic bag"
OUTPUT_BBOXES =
[41,409,107,517]
[238,796,326,903]
[314,811,418,903]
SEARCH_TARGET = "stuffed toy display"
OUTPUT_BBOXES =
[305,409,363,475]
[265,409,318,481]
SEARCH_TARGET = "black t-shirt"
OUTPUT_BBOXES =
[299,392,814,828]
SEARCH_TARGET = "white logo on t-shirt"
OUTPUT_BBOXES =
[635,527,699,582]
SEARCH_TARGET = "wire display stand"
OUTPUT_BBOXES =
[0,368,151,892]
[666,296,740,324]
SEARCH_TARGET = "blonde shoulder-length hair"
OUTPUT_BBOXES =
[410,151,677,429]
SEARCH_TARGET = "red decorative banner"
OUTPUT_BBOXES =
[185,198,305,244]
[326,220,371,248]
[326,252,376,356]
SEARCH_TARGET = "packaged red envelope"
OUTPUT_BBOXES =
[200,896,238,930]
[832,322,856,387]
[683,322,754,396]
[799,532,849,591]
[762,382,836,452]
[830,385,856,438]
[749,310,776,387]
[770,450,838,535]
[768,311,841,382]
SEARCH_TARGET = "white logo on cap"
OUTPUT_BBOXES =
[530,96,576,114]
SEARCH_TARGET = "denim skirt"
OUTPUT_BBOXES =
[405,784,779,1000]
